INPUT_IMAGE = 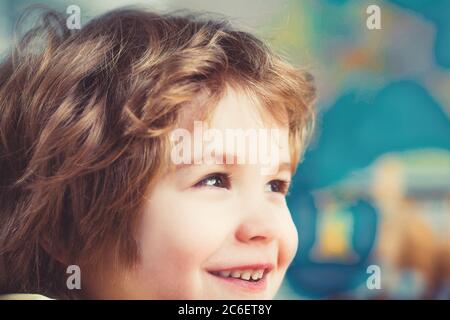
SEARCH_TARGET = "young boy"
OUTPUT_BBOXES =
[0,8,315,299]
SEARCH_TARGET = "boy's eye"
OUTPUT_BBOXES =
[194,173,231,189]
[265,179,290,195]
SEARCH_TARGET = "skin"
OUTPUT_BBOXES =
[83,87,299,299]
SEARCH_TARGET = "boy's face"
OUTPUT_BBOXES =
[86,87,298,299]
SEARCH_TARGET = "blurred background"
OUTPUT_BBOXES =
[0,0,449,299]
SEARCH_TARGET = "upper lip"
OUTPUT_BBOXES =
[207,263,274,274]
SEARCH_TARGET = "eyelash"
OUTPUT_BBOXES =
[193,172,290,195]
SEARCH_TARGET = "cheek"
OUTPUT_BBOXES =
[132,192,233,296]
[266,210,298,297]
[279,211,299,269]
[142,196,230,258]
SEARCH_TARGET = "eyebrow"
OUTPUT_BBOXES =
[173,152,292,175]
[277,162,292,174]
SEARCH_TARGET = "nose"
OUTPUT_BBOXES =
[236,223,275,243]
[234,198,279,244]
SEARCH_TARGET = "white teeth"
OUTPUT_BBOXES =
[215,268,265,281]
[251,269,264,280]
[251,270,261,280]
[241,271,251,280]
[219,270,231,277]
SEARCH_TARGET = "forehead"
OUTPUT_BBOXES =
[176,85,291,163]
[180,85,288,126]
[211,86,281,130]
[178,85,288,127]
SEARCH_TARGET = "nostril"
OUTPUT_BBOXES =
[235,222,275,243]
[249,235,266,241]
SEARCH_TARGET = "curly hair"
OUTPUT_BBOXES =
[0,7,315,299]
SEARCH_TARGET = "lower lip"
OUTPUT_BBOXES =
[208,272,268,293]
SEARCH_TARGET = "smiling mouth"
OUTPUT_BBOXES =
[209,269,266,282]
[207,265,272,292]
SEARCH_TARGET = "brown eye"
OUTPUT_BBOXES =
[194,173,231,189]
[265,179,290,195]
